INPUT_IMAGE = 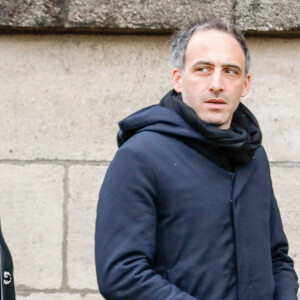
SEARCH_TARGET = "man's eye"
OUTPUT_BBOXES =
[225,69,238,75]
[196,67,208,72]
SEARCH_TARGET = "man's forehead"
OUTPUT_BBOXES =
[184,29,246,69]
[187,29,241,50]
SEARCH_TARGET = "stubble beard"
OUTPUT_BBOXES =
[184,91,232,129]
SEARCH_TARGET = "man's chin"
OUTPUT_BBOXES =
[209,121,230,130]
[197,114,230,130]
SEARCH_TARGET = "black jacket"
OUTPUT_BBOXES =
[95,102,298,299]
[0,222,15,300]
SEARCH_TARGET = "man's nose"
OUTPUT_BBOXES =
[209,71,224,95]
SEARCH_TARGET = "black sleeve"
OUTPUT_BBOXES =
[270,189,299,300]
[95,148,198,300]
[0,222,16,300]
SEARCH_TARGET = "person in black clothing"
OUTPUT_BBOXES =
[0,222,15,300]
[95,18,298,299]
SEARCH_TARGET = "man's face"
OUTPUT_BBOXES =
[172,29,251,130]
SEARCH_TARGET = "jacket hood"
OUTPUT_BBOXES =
[117,89,262,171]
[117,104,206,147]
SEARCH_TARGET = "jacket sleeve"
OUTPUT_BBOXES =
[270,188,299,300]
[95,147,198,300]
[0,222,16,300]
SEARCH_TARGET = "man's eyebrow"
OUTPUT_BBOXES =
[192,60,214,67]
[223,63,242,72]
[191,61,242,71]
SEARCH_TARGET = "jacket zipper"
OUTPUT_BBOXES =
[230,172,235,202]
[230,172,239,299]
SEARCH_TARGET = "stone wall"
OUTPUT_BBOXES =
[0,1,299,299]
[0,34,299,300]
[0,0,299,34]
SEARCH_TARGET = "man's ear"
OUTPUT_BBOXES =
[172,68,183,93]
[241,74,251,97]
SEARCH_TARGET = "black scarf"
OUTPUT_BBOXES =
[160,90,262,171]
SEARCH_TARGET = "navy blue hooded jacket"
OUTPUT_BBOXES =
[95,103,298,300]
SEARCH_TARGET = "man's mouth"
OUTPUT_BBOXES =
[204,99,226,109]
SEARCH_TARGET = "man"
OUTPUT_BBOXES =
[95,19,298,299]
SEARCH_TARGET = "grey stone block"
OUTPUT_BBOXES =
[271,166,300,212]
[0,35,299,162]
[271,166,300,277]
[68,165,108,290]
[235,0,300,32]
[0,0,64,28]
[0,0,299,33]
[243,37,300,162]
[0,35,171,161]
[0,164,64,289]
[66,0,234,31]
